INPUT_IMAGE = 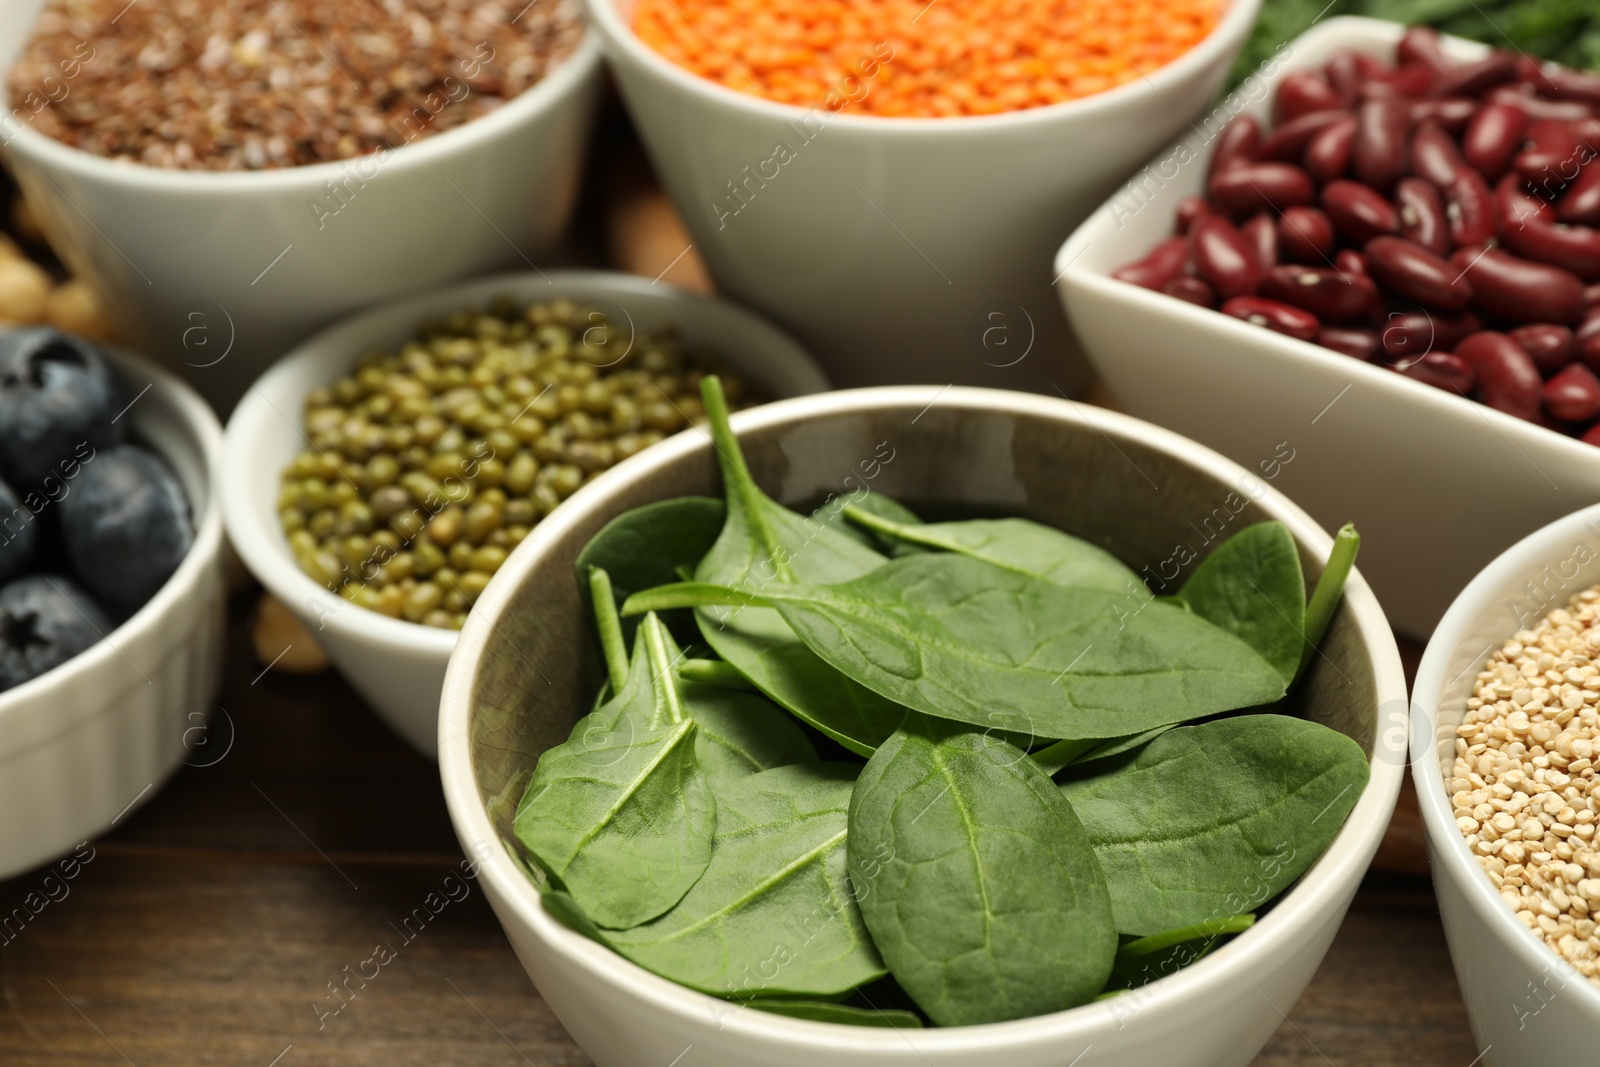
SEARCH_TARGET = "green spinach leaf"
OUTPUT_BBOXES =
[1059,715,1369,935]
[746,999,923,1028]
[1178,522,1305,686]
[577,497,726,643]
[818,493,925,555]
[848,714,1116,1026]
[513,614,716,929]
[1031,724,1178,776]
[1105,914,1255,991]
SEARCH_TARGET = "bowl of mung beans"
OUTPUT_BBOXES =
[1412,502,1600,1065]
[220,269,828,758]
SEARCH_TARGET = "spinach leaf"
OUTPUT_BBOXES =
[848,714,1116,1026]
[818,493,925,556]
[746,999,923,1028]
[1031,724,1177,776]
[693,377,906,755]
[843,506,1140,593]
[627,554,1287,741]
[1105,914,1254,991]
[1178,522,1305,686]
[1059,715,1369,935]
[1299,523,1359,679]
[577,497,726,643]
[567,763,887,998]
[677,659,752,689]
[513,614,716,929]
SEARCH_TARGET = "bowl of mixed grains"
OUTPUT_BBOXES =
[0,0,600,412]
[220,269,827,757]
[1412,504,1600,1065]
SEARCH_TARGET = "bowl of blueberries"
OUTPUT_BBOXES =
[0,326,225,878]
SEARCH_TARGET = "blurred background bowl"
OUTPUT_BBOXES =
[1411,503,1600,1066]
[580,0,1260,400]
[0,0,603,415]
[0,340,225,878]
[222,269,828,759]
[440,385,1405,1067]
[1055,17,1600,641]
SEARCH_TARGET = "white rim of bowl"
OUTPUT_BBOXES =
[441,384,1406,1049]
[0,30,601,190]
[0,340,225,716]
[221,268,828,658]
[582,0,1262,132]
[1411,502,1600,1015]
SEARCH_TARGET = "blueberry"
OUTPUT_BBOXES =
[0,328,124,493]
[60,444,193,618]
[0,575,112,692]
[0,475,38,584]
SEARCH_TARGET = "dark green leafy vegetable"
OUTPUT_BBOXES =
[514,614,716,929]
[1060,715,1368,935]
[848,714,1115,1025]
[625,554,1287,741]
[677,658,754,689]
[576,497,726,643]
[745,999,923,1028]
[1299,523,1359,678]
[1178,522,1305,686]
[1106,914,1255,991]
[553,763,886,997]
[1033,724,1180,776]
[819,492,925,556]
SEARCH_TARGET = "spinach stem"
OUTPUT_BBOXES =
[622,582,774,616]
[1030,737,1098,775]
[678,659,753,690]
[641,614,686,727]
[1298,523,1360,677]
[1117,914,1255,960]
[701,375,794,581]
[587,566,630,693]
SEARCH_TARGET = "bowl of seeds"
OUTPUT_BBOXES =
[220,269,827,758]
[1412,504,1600,1065]
[0,0,601,413]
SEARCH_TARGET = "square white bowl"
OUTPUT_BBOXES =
[1054,16,1600,641]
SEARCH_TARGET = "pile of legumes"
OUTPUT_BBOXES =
[631,0,1220,117]
[7,0,584,170]
[277,297,756,630]
[515,374,1371,1027]
[1113,26,1600,444]
[1456,587,1600,981]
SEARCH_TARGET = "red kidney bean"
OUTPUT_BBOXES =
[1508,323,1577,375]
[1585,282,1600,306]
[1366,235,1475,310]
[1362,64,1437,100]
[1399,351,1475,395]
[1260,110,1352,162]
[1193,216,1263,299]
[1500,214,1600,282]
[1395,177,1450,256]
[1397,26,1450,74]
[1278,205,1336,262]
[1319,326,1380,360]
[1582,423,1600,446]
[1208,115,1260,180]
[1410,97,1478,135]
[1209,162,1316,216]
[1455,331,1543,420]
[1111,236,1192,290]
[1220,296,1320,340]
[1462,103,1529,183]
[1443,168,1497,247]
[1326,51,1387,107]
[1515,120,1588,191]
[1411,123,1469,187]
[1543,363,1600,421]
[1483,85,1593,123]
[1559,163,1600,225]
[1275,70,1343,125]
[1161,276,1216,307]
[1261,264,1379,321]
[1322,179,1400,243]
[1241,214,1278,270]
[1435,52,1520,98]
[1353,98,1411,192]
[1545,68,1600,107]
[1378,308,1481,360]
[1336,248,1369,278]
[1452,246,1587,324]
[1175,195,1211,234]
[1578,305,1600,347]
[1304,115,1358,184]
[1582,331,1600,376]
[1495,171,1557,237]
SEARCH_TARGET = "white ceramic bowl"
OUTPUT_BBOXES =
[439,385,1406,1067]
[1054,16,1600,641]
[0,0,602,414]
[581,0,1260,399]
[0,337,226,878]
[223,269,829,759]
[1412,504,1600,1065]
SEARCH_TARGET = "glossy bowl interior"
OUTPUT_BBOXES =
[440,385,1406,1067]
[1055,16,1600,641]
[222,270,829,759]
[1413,504,1600,1066]
[0,338,226,877]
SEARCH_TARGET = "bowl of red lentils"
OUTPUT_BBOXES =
[1413,502,1600,1065]
[577,0,1260,400]
[220,269,828,758]
[0,0,602,414]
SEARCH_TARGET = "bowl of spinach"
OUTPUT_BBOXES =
[439,380,1406,1066]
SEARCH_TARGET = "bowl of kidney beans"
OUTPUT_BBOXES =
[1110,21,1600,440]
